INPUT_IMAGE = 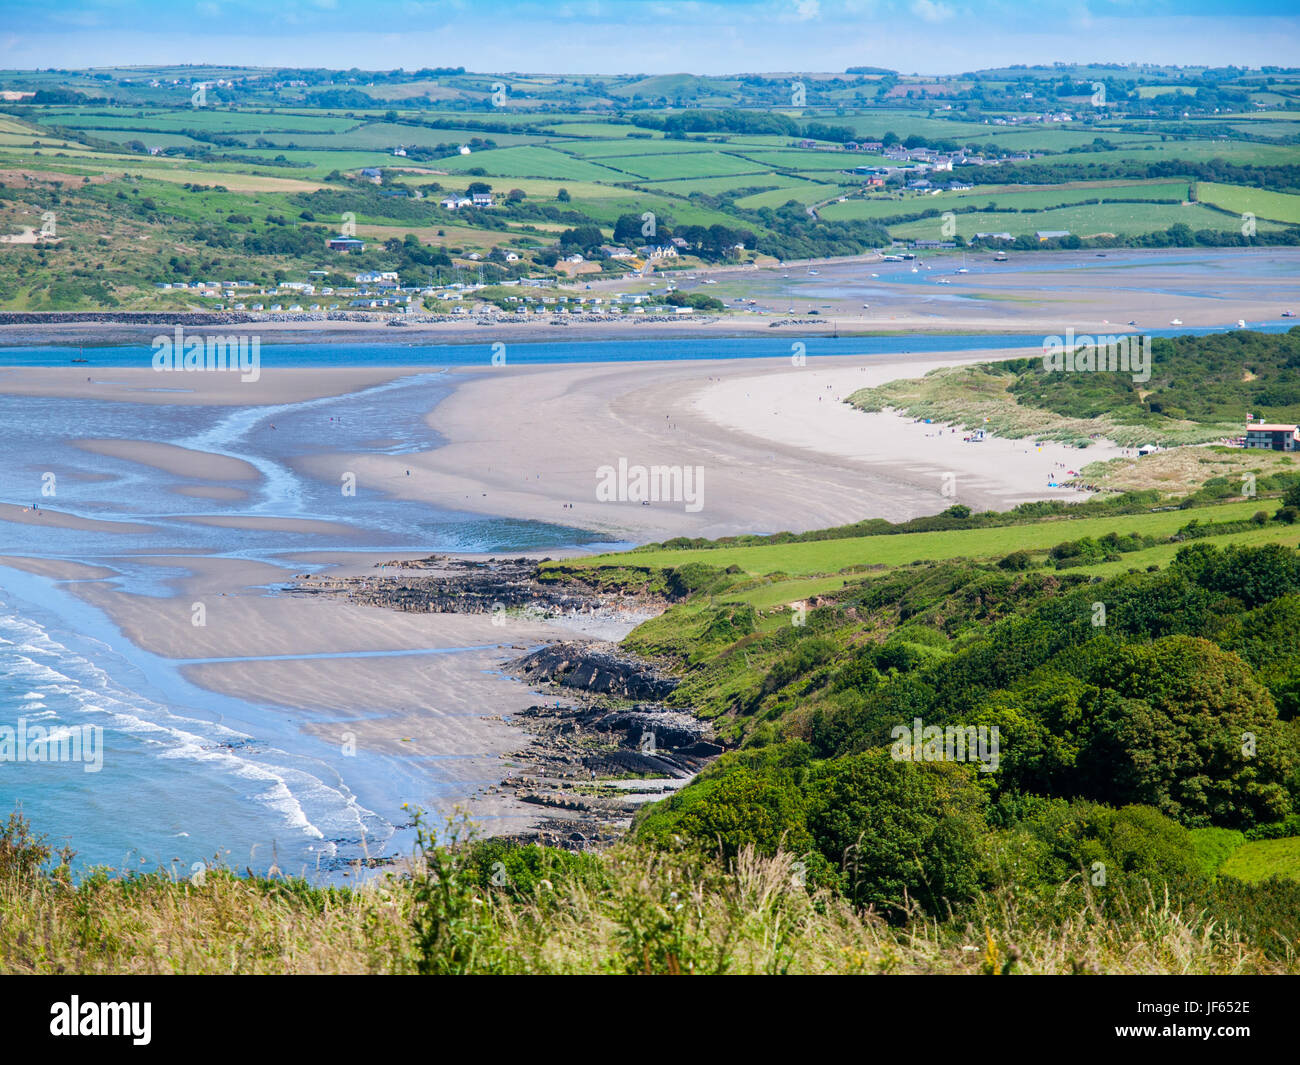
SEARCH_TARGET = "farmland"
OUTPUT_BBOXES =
[547,497,1286,590]
[1197,181,1300,225]
[0,62,1297,309]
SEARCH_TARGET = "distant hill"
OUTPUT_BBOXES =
[607,73,724,100]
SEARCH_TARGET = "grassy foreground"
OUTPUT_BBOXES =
[0,813,1289,975]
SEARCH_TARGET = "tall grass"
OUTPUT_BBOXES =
[1,813,1290,975]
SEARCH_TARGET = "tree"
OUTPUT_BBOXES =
[806,752,989,916]
[612,213,646,247]
[558,225,603,251]
[1072,635,1294,827]
[556,188,570,202]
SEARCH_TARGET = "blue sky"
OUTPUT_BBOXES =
[3,1,1297,75]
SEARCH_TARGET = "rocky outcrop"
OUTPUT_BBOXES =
[512,641,678,700]
[292,556,607,616]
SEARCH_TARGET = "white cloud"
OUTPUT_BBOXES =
[911,0,954,23]
[793,0,821,21]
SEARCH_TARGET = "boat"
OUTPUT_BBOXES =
[71,358,88,364]
[1237,319,1247,328]
[993,251,1008,262]
[1170,318,1183,326]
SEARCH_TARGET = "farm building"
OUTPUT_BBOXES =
[327,237,365,252]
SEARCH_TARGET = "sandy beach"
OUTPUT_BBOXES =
[308,348,1117,546]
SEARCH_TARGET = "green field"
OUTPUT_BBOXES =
[888,201,1266,239]
[559,499,1277,580]
[1219,838,1300,883]
[1197,182,1300,226]
[733,148,873,171]
[435,145,631,181]
[735,182,845,208]
[595,151,769,181]
[563,137,720,158]
[635,172,805,197]
[821,180,1192,222]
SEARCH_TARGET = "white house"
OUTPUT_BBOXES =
[637,244,678,260]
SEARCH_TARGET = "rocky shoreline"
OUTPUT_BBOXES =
[289,556,721,849]
[492,641,722,850]
[289,554,649,619]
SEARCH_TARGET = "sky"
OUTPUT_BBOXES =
[2,0,1297,76]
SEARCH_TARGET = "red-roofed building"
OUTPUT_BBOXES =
[1244,423,1300,451]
